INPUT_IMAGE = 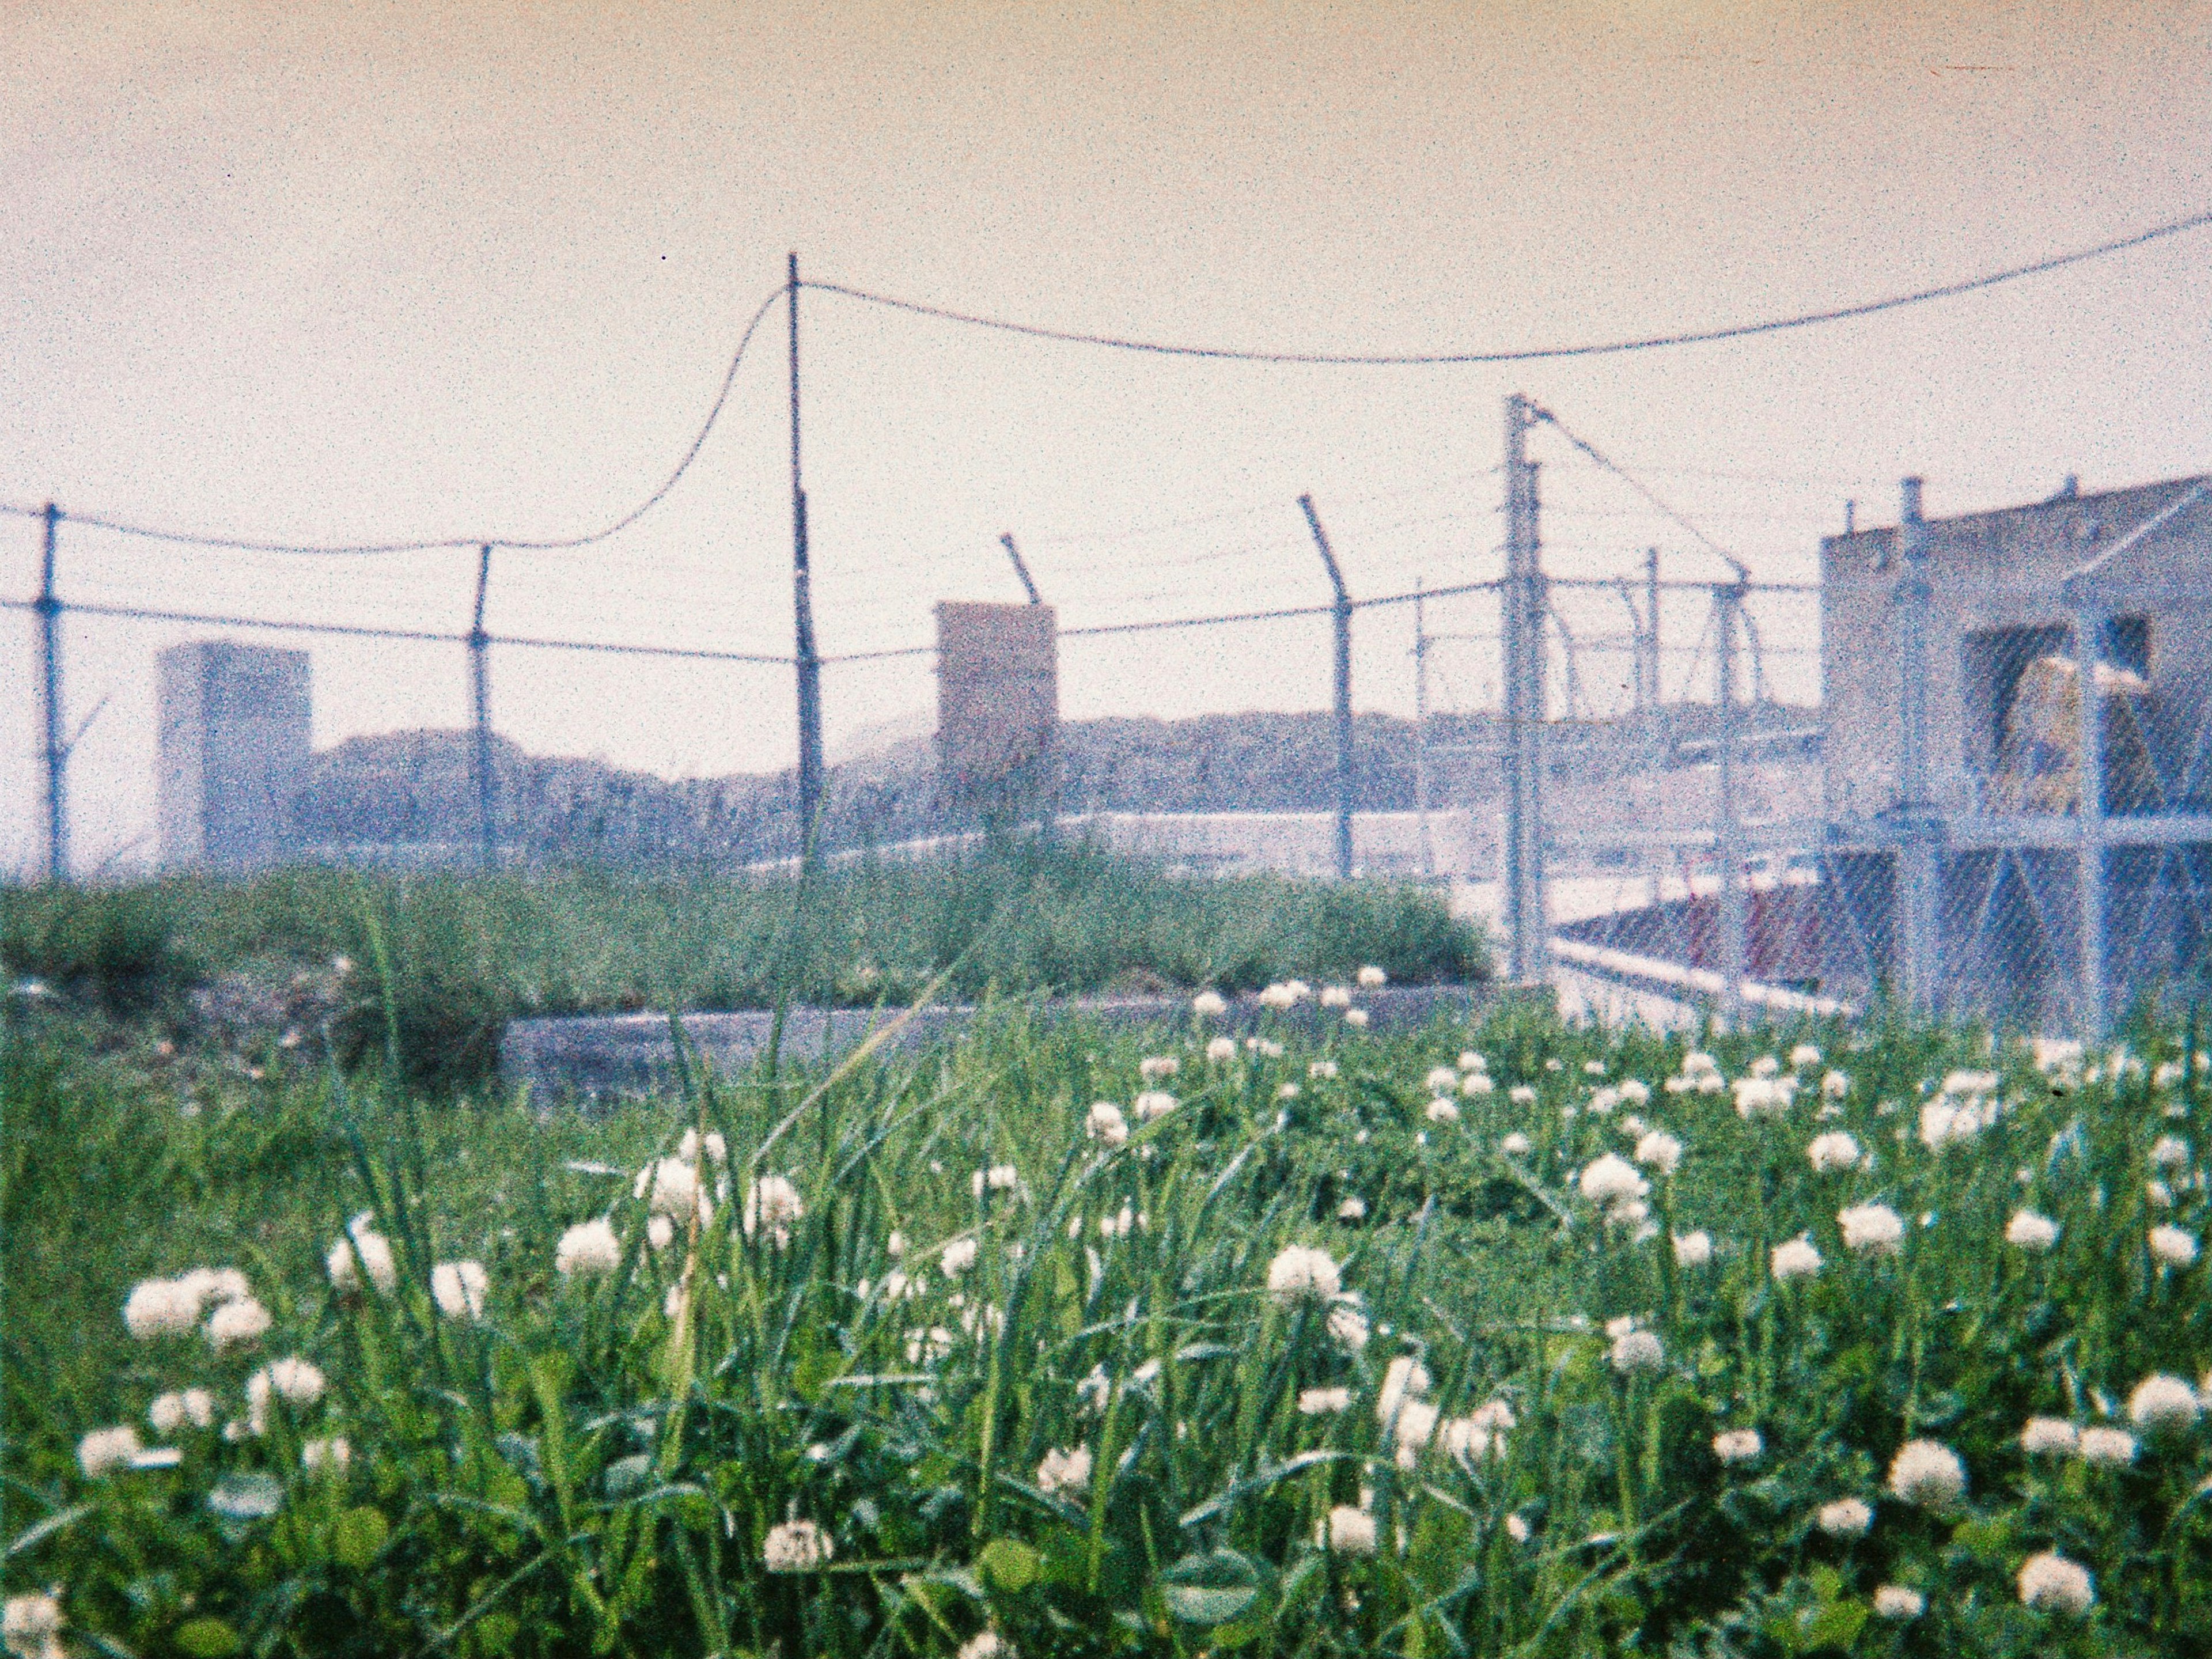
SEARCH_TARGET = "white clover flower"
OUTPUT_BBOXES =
[2,1592,63,1657]
[2127,1373,2200,1430]
[1392,1398,1440,1466]
[1681,1051,1719,1078]
[1584,1059,1609,1078]
[1820,1069,1850,1101]
[1438,1416,1503,1460]
[1634,1131,1682,1175]
[1771,1236,1823,1282]
[1666,1231,1710,1268]
[1587,1086,1620,1115]
[1377,1355,1431,1422]
[970,1164,1020,1199]
[1320,984,1353,1009]
[1423,1065,1457,1093]
[246,1357,326,1431]
[1505,1513,1532,1543]
[327,1229,397,1296]
[205,1296,272,1353]
[1461,1073,1495,1096]
[124,1278,199,1340]
[177,1266,252,1312]
[1336,1195,1368,1222]
[1940,1068,2000,1098]
[1499,1132,1532,1156]
[1816,1497,1873,1537]
[956,1631,1009,1659]
[1343,1007,1369,1029]
[1712,1429,1763,1465]
[2149,1224,2200,1267]
[1086,1101,1128,1147]
[1327,1300,1371,1350]
[1425,1097,1460,1123]
[743,1175,805,1245]
[1035,1444,1091,1494]
[431,1260,488,1321]
[1267,1245,1341,1304]
[2017,1552,2093,1615]
[1134,1090,1178,1122]
[1138,1055,1179,1081]
[1460,1052,1486,1073]
[1616,1077,1650,1106]
[149,1388,215,1434]
[904,1326,955,1364]
[1609,1328,1664,1374]
[1790,1044,1823,1069]
[555,1218,622,1278]
[1578,1154,1649,1206]
[1733,1077,1796,1119]
[1357,965,1387,988]
[1277,1082,1300,1101]
[300,1436,351,1472]
[1509,1084,1537,1105]
[1806,1132,1862,1173]
[939,1237,979,1277]
[1887,1439,1965,1507]
[1192,989,1228,1016]
[2150,1135,2192,1169]
[1839,1203,1906,1256]
[1321,1504,1377,1555]
[2021,1416,2078,1456]
[675,1127,728,1165]
[885,1230,905,1258]
[1872,1585,1924,1620]
[1308,1060,1339,1081]
[77,1425,142,1478]
[1258,983,1297,1010]
[647,1214,676,1251]
[1298,1385,1352,1415]
[639,1157,708,1224]
[1202,1035,1237,1063]
[762,1518,834,1572]
[2077,1425,2137,1467]
[2006,1210,2060,1251]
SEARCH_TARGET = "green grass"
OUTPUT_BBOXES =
[0,844,1487,1092]
[7,990,2212,1656]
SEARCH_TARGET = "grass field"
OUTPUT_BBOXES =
[0,845,1486,1093]
[7,975,2212,1657]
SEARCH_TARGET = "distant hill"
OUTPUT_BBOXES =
[286,703,1819,868]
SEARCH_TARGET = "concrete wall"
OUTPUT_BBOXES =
[1822,476,2212,824]
[157,641,312,872]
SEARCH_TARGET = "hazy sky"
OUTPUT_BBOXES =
[5,1,2210,871]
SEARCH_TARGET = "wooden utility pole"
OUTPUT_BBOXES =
[787,253,825,849]
[469,545,497,870]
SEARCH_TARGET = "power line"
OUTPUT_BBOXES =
[1533,409,1749,581]
[803,205,2212,366]
[0,285,786,556]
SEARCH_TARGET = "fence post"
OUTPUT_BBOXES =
[1714,581,1749,1020]
[1298,494,1354,881]
[1893,476,1942,1013]
[36,502,67,883]
[2073,600,2108,1037]
[469,544,497,871]
[1501,395,1548,983]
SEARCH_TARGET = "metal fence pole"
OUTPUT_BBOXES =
[1893,477,1941,1012]
[469,544,498,871]
[1714,581,1748,1020]
[2074,601,2108,1037]
[1298,494,1355,881]
[36,502,67,883]
[1502,395,1548,983]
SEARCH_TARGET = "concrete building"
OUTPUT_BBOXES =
[935,601,1059,820]
[158,641,312,872]
[1816,475,2212,1025]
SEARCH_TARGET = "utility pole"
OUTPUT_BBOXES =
[1412,579,1433,879]
[1501,396,1548,984]
[469,545,498,872]
[1299,494,1354,881]
[36,502,66,883]
[999,533,1041,605]
[1642,547,1661,715]
[787,252,826,853]
[1713,581,1749,1021]
[1893,477,1942,1013]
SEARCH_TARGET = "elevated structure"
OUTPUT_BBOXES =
[935,601,1059,822]
[157,641,312,872]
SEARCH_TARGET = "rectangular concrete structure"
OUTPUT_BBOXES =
[158,641,313,872]
[935,601,1058,816]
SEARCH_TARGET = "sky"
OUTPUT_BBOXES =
[3,1,2210,872]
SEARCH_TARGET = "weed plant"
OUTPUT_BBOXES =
[7,980,2212,1656]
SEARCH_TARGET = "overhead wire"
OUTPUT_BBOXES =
[802,204,2212,366]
